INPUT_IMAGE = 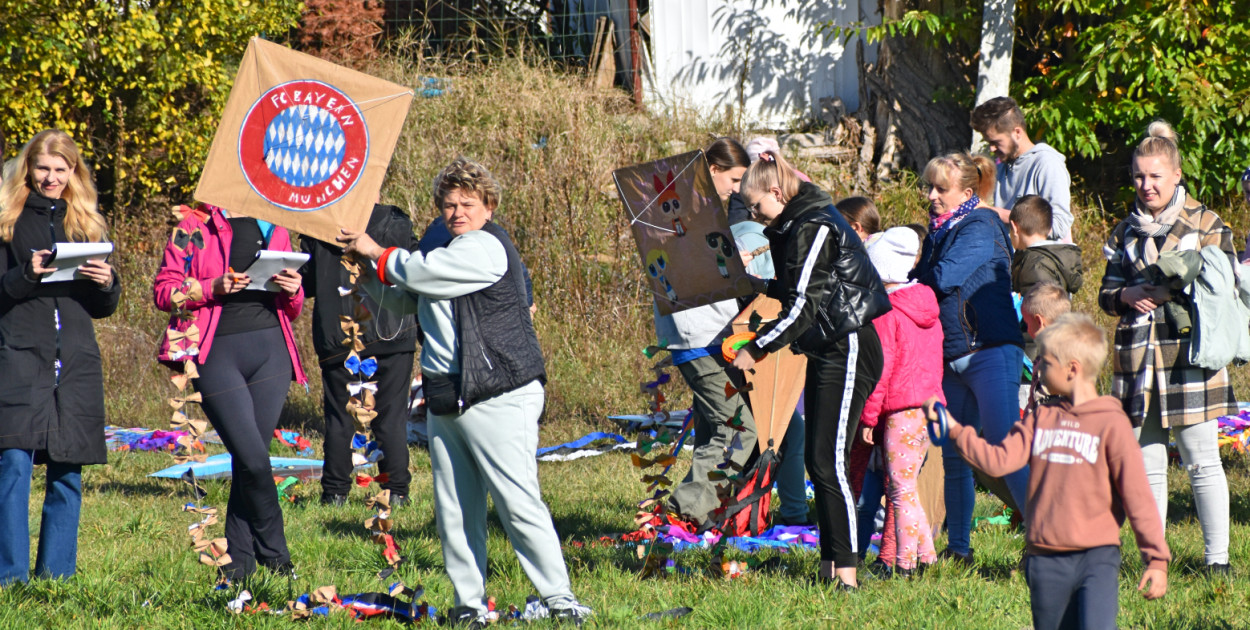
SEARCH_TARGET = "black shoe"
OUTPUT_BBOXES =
[320,493,347,507]
[864,560,894,580]
[938,547,975,567]
[261,560,298,580]
[444,605,488,628]
[775,514,816,527]
[810,574,858,591]
[1203,563,1232,577]
[390,494,407,509]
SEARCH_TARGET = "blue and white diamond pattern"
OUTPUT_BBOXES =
[262,105,347,188]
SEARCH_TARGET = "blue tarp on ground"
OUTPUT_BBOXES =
[149,453,325,480]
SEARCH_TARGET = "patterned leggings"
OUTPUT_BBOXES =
[879,408,936,570]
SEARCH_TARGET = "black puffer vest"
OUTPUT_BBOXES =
[441,221,546,411]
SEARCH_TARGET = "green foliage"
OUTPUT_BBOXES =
[0,0,303,207]
[820,0,1250,205]
[1019,0,1250,203]
[819,7,979,46]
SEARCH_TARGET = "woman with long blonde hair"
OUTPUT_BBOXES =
[0,130,120,585]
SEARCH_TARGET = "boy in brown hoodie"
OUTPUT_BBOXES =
[924,313,1168,630]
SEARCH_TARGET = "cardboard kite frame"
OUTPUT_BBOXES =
[612,150,756,315]
[194,37,414,243]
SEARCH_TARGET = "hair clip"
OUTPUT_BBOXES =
[759,152,775,163]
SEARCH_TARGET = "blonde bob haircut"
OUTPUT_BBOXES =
[922,152,996,202]
[1035,312,1107,382]
[432,157,502,210]
[0,129,107,243]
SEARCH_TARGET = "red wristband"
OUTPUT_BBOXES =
[376,247,398,286]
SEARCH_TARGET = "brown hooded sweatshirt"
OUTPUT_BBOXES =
[951,395,1170,570]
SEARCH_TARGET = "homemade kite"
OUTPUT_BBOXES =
[724,296,806,458]
[194,37,413,243]
[612,151,754,315]
[171,37,416,585]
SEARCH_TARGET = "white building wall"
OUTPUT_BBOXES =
[648,0,879,129]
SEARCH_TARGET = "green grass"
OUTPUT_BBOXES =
[1,436,1246,628]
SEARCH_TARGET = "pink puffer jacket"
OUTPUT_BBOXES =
[860,282,945,427]
[153,206,307,384]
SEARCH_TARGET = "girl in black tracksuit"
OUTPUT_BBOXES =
[732,151,891,589]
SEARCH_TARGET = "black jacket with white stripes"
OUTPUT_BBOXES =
[752,182,891,357]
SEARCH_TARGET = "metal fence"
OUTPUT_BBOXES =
[381,0,648,100]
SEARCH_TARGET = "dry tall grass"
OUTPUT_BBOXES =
[95,51,1250,438]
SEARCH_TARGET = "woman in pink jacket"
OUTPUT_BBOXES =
[859,227,945,575]
[153,203,306,583]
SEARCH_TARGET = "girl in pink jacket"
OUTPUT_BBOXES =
[153,203,306,583]
[860,227,945,574]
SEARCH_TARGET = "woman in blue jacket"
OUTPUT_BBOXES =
[912,152,1025,564]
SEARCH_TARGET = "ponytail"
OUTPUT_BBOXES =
[740,150,801,203]
[922,151,994,200]
[971,154,996,200]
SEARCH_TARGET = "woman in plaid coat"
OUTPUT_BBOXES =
[1098,121,1233,574]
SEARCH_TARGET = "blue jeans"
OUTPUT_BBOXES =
[775,409,808,522]
[942,344,1027,555]
[0,449,83,584]
[856,464,886,555]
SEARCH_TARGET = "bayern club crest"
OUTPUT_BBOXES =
[238,80,369,212]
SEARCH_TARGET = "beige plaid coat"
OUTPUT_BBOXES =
[1098,198,1237,428]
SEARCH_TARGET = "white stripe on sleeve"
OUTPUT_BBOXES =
[756,225,831,349]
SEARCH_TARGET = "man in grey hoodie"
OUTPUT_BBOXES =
[972,97,1075,242]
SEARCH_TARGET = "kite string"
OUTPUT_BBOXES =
[616,151,703,230]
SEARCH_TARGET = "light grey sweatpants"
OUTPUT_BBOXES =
[428,380,575,614]
[1136,400,1229,565]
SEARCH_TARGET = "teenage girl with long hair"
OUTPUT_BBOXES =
[733,150,891,589]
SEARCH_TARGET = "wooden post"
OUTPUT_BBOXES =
[628,0,642,108]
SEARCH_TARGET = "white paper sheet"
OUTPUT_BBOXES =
[243,250,310,291]
[42,242,114,283]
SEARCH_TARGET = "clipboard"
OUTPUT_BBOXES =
[42,242,114,283]
[243,250,310,292]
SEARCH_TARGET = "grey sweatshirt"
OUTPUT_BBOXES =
[363,229,507,375]
[995,142,1074,241]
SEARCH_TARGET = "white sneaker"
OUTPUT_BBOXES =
[550,600,595,626]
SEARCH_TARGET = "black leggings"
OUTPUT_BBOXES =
[194,326,293,579]
[804,325,883,568]
[319,351,414,497]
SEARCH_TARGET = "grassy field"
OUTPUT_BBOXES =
[5,50,1250,627]
[0,436,1246,628]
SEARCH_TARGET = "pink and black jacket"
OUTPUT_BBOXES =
[152,205,307,383]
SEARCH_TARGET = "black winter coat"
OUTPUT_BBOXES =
[0,192,121,464]
[755,182,891,356]
[301,204,420,360]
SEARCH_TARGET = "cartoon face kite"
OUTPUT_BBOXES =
[646,249,678,302]
[653,171,687,237]
[705,232,735,278]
